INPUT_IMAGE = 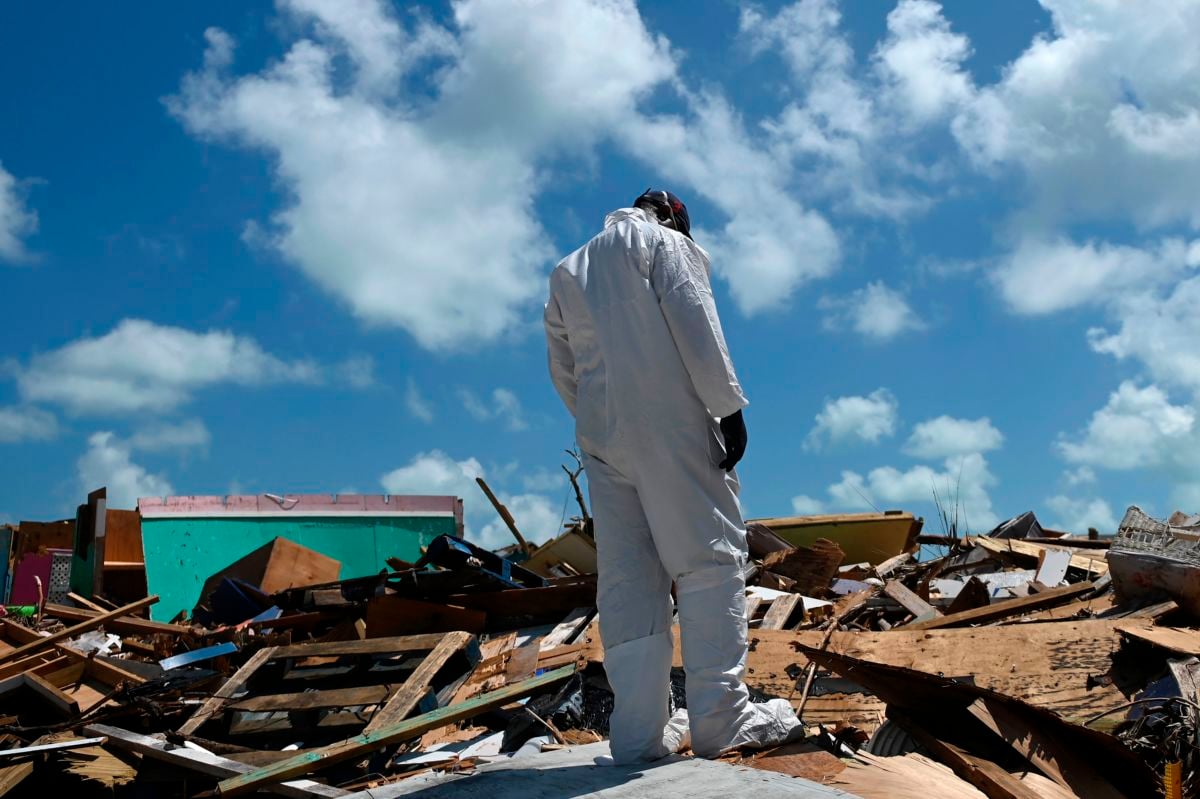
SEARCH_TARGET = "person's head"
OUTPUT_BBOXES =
[633,188,691,240]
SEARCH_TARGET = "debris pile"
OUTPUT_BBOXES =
[0,495,1197,798]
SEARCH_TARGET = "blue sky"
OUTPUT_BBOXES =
[2,0,1198,548]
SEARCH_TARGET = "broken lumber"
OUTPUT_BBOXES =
[215,664,577,796]
[971,536,1107,576]
[904,581,1094,630]
[884,580,940,622]
[0,596,158,665]
[86,724,348,798]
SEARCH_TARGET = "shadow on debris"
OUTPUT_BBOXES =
[390,761,663,798]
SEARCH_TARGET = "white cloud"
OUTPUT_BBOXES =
[1045,495,1119,535]
[904,415,1003,460]
[129,419,211,453]
[480,492,562,550]
[951,0,1200,231]
[994,237,1196,316]
[0,161,37,263]
[623,95,841,314]
[77,432,174,510]
[169,0,677,350]
[0,406,58,443]
[828,452,999,531]
[1058,381,1195,470]
[381,449,483,502]
[1088,275,1200,394]
[820,281,924,340]
[379,449,557,549]
[790,494,824,515]
[457,387,528,431]
[12,319,348,416]
[1064,466,1096,487]
[873,0,973,126]
[405,379,434,424]
[804,388,897,450]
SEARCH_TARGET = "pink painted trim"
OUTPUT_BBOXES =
[137,494,460,518]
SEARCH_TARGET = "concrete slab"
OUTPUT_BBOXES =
[347,741,861,798]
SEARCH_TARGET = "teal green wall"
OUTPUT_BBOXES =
[141,516,454,621]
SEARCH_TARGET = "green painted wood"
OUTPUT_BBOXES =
[141,516,454,621]
[215,665,578,796]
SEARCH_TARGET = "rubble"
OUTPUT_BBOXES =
[1,490,1198,797]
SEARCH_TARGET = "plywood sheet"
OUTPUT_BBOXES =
[745,621,1127,724]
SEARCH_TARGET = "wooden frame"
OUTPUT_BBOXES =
[177,631,478,739]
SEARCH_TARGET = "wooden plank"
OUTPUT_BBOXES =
[875,552,912,578]
[0,737,108,759]
[39,598,179,641]
[885,580,940,622]
[972,536,1107,575]
[891,710,1052,799]
[270,633,446,660]
[538,607,593,651]
[86,724,348,798]
[1115,623,1200,656]
[24,672,80,717]
[215,665,578,796]
[967,697,1121,799]
[67,592,107,612]
[177,647,275,736]
[905,582,1094,630]
[0,596,157,665]
[56,648,147,686]
[230,685,394,713]
[364,631,474,734]
[760,594,803,630]
[743,596,762,621]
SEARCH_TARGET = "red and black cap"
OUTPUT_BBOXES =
[634,188,691,240]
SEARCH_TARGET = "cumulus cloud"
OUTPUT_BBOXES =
[995,237,1197,316]
[828,452,999,531]
[804,388,898,450]
[820,281,924,340]
[904,415,1003,460]
[1058,382,1195,470]
[405,378,434,424]
[77,432,174,509]
[169,0,681,350]
[951,0,1200,231]
[790,494,825,515]
[379,449,558,548]
[1088,274,1200,394]
[480,493,561,550]
[0,161,37,263]
[11,318,365,416]
[0,406,58,443]
[457,387,528,431]
[873,0,973,126]
[1045,495,1119,535]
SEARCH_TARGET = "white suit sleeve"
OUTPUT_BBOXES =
[544,281,577,417]
[650,234,748,419]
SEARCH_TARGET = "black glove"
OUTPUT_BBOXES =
[718,409,747,472]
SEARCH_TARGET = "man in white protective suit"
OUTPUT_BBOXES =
[543,189,801,763]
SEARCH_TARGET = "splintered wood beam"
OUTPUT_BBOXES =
[0,596,158,665]
[884,580,940,622]
[760,594,804,630]
[216,665,577,796]
[85,724,348,798]
[42,601,185,638]
[364,631,475,734]
[904,582,1094,630]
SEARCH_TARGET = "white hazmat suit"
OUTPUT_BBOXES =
[544,206,800,763]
